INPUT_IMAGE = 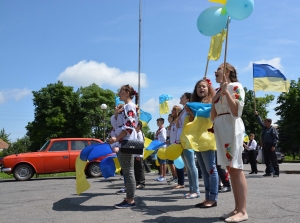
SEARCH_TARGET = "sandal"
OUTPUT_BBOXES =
[172,185,185,189]
[185,193,200,199]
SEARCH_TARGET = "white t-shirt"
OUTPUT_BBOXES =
[247,139,257,151]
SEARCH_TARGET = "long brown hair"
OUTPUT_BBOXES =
[221,62,238,82]
[120,84,139,105]
[191,79,215,103]
[172,105,182,122]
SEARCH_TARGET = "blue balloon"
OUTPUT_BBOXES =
[226,0,254,20]
[174,157,184,169]
[197,6,228,36]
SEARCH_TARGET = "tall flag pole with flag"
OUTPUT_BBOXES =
[253,63,290,110]
[204,29,227,77]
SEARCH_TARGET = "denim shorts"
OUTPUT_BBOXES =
[157,158,166,165]
[167,160,174,165]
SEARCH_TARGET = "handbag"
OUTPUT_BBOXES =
[120,140,144,155]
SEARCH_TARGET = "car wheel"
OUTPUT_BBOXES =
[86,162,102,177]
[243,158,248,164]
[13,164,33,181]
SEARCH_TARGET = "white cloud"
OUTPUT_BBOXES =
[142,98,157,113]
[0,88,31,104]
[245,57,283,71]
[58,60,148,88]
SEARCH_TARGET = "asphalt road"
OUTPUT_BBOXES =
[1,164,300,223]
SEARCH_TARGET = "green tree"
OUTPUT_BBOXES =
[2,136,31,156]
[142,124,155,140]
[0,128,11,143]
[78,83,115,140]
[275,79,300,159]
[242,88,275,143]
[26,81,84,150]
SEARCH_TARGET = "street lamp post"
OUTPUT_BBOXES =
[100,103,107,141]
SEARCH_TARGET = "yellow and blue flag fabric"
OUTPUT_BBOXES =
[180,102,216,152]
[115,96,124,106]
[253,64,290,92]
[244,134,249,143]
[159,94,173,115]
[139,109,152,127]
[209,0,227,4]
[143,137,154,160]
[75,143,114,195]
[208,29,227,61]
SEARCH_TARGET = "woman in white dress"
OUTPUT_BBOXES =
[211,63,248,222]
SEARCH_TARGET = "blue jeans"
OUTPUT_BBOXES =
[195,150,218,201]
[182,149,199,194]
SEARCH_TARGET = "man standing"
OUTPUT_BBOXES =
[254,111,279,177]
[244,133,258,174]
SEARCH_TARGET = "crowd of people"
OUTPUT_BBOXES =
[107,62,279,223]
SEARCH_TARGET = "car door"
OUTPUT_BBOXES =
[69,140,90,170]
[43,140,70,172]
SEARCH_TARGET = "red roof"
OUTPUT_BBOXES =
[0,139,9,149]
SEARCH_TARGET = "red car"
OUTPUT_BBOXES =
[1,138,112,181]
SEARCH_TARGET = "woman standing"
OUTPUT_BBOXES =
[169,105,185,189]
[135,121,146,189]
[211,63,248,222]
[177,93,200,199]
[190,79,219,208]
[109,84,139,209]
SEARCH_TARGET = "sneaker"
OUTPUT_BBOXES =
[167,177,173,182]
[168,179,178,185]
[157,177,166,182]
[219,186,231,193]
[114,200,136,209]
[263,174,272,177]
[136,184,145,189]
[116,187,126,194]
[273,175,279,178]
[155,176,163,181]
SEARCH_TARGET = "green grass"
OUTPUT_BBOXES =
[0,172,76,180]
[284,155,300,161]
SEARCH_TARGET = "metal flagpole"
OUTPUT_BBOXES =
[138,0,142,111]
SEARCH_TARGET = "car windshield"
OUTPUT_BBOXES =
[39,140,50,151]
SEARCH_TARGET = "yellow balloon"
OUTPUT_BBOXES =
[165,144,183,160]
[157,148,167,160]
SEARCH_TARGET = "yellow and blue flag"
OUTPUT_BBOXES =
[139,109,152,127]
[253,64,290,92]
[180,102,216,152]
[159,94,173,115]
[208,29,227,61]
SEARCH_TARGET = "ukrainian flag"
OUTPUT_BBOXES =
[139,109,152,127]
[159,94,173,115]
[253,64,290,92]
[180,102,216,152]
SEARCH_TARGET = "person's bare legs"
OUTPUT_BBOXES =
[162,164,167,178]
[227,168,248,220]
[225,166,238,217]
[169,164,177,179]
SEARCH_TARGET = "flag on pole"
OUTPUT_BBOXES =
[159,94,173,115]
[253,64,290,92]
[207,29,227,61]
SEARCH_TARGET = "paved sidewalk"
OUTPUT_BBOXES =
[1,165,300,223]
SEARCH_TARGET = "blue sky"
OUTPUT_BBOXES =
[1,0,299,141]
